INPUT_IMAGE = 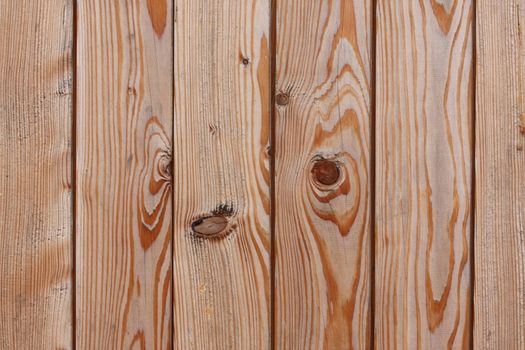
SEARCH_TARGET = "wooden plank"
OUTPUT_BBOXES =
[75,0,173,348]
[375,0,474,348]
[172,0,271,348]
[0,1,73,349]
[274,1,373,348]
[475,1,525,348]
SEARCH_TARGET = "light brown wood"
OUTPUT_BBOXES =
[172,0,271,348]
[5,0,525,347]
[475,1,525,348]
[75,0,173,348]
[274,1,373,348]
[375,0,474,348]
[0,1,73,349]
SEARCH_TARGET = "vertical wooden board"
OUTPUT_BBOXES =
[76,0,173,348]
[274,1,373,348]
[475,1,525,348]
[375,0,473,348]
[172,0,271,348]
[0,1,73,349]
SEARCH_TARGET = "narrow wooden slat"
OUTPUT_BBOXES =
[76,0,173,348]
[0,1,73,349]
[274,1,373,348]
[172,0,271,348]
[375,0,473,348]
[475,1,525,348]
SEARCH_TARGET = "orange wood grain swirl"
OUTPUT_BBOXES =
[375,0,474,348]
[76,0,173,348]
[274,0,373,348]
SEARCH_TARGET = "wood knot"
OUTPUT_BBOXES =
[191,203,235,239]
[241,57,250,66]
[265,145,273,158]
[275,92,290,106]
[158,150,172,180]
[208,123,218,135]
[310,159,342,189]
[192,216,229,238]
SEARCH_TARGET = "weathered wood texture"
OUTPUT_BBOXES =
[76,0,173,348]
[375,0,474,348]
[0,1,73,349]
[475,1,525,348]
[274,1,373,348]
[172,0,271,348]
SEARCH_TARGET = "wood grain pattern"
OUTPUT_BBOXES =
[172,0,271,348]
[76,0,173,348]
[274,1,373,348]
[375,0,474,348]
[475,1,525,348]
[0,1,73,349]
[173,0,270,349]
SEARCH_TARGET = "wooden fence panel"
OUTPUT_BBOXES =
[0,1,73,349]
[76,0,173,348]
[375,0,474,348]
[172,0,271,348]
[274,1,373,348]
[475,1,525,348]
[5,0,525,348]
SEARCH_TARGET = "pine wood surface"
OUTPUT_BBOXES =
[172,0,272,348]
[3,1,525,349]
[375,0,474,348]
[75,0,173,348]
[0,1,74,349]
[474,1,525,348]
[274,1,373,348]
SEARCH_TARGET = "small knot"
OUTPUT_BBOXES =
[209,123,218,135]
[275,92,290,106]
[158,150,172,179]
[265,145,273,157]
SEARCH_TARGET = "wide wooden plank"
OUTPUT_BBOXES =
[0,1,73,349]
[274,1,373,348]
[475,1,525,348]
[76,0,173,348]
[172,0,271,348]
[375,0,474,348]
